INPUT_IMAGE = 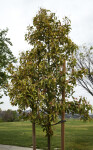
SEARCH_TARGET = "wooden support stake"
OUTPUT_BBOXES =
[61,60,66,150]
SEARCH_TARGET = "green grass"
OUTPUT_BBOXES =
[0,119,93,150]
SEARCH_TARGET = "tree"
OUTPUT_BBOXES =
[76,46,93,96]
[8,8,92,150]
[25,9,92,150]
[0,28,16,100]
[25,9,77,149]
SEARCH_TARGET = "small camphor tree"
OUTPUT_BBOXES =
[8,8,92,150]
[25,9,76,149]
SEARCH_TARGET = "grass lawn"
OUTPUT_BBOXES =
[0,119,93,150]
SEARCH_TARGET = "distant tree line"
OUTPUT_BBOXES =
[0,109,19,122]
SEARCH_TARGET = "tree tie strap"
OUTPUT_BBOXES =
[51,120,66,126]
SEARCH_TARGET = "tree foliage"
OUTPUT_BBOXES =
[0,28,16,98]
[65,97,92,121]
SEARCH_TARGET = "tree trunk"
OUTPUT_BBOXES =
[32,122,36,150]
[61,104,65,150]
[48,133,50,150]
[61,60,66,150]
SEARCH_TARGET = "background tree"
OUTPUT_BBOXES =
[76,46,93,96]
[0,28,16,100]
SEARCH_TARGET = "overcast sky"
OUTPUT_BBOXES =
[0,0,93,110]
